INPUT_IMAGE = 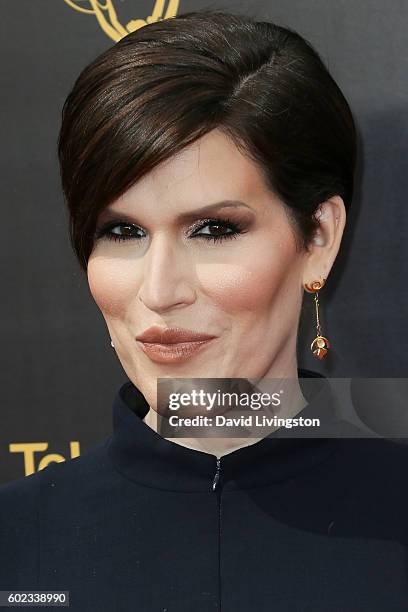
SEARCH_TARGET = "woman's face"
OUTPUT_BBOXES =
[87,129,312,408]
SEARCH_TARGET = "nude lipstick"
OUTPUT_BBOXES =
[135,325,217,364]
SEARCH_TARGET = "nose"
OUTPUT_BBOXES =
[138,233,196,313]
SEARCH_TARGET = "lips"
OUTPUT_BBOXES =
[135,325,216,344]
[135,325,217,364]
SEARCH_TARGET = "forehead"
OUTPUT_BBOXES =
[114,129,274,213]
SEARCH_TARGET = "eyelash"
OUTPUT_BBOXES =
[94,217,247,245]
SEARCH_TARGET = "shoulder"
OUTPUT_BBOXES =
[331,437,408,521]
[0,438,113,519]
[0,468,42,528]
[0,462,51,587]
[334,435,408,475]
[0,439,118,587]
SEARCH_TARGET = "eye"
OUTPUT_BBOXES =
[94,217,247,245]
[189,218,246,244]
[94,221,144,243]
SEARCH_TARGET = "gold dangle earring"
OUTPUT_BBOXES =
[304,278,330,360]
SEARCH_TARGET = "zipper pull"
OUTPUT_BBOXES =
[212,457,221,491]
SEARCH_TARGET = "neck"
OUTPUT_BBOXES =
[142,355,308,459]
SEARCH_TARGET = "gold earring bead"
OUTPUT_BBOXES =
[303,277,330,360]
[310,335,330,360]
[304,278,326,293]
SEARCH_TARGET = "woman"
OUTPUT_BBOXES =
[1,9,407,610]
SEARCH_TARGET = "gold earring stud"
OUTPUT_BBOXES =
[304,278,330,360]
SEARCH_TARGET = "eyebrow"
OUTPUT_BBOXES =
[175,200,254,221]
[103,200,254,223]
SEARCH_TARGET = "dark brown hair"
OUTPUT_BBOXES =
[58,9,357,271]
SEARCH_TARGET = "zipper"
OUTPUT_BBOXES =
[212,456,222,611]
[212,457,221,491]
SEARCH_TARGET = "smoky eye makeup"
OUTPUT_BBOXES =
[185,216,250,243]
[94,218,143,242]
[93,211,253,245]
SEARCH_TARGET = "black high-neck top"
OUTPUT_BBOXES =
[0,368,407,611]
[109,367,343,491]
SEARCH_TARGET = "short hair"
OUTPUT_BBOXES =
[57,9,357,271]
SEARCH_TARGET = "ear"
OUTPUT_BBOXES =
[302,195,347,286]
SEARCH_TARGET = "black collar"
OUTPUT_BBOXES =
[107,369,341,491]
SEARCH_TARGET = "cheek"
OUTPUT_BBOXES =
[196,265,275,312]
[196,241,296,313]
[87,257,134,317]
